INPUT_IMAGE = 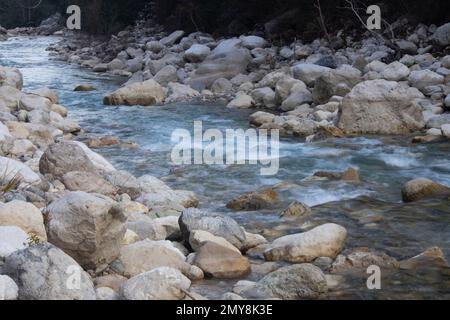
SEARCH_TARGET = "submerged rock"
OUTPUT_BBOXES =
[74,85,96,92]
[330,248,400,273]
[399,247,448,270]
[279,201,311,217]
[226,188,279,211]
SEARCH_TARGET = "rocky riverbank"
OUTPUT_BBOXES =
[40,19,450,143]
[0,17,449,300]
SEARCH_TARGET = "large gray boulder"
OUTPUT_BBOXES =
[46,191,127,269]
[0,226,28,260]
[39,141,99,178]
[0,66,23,90]
[240,264,327,299]
[160,30,185,46]
[312,65,361,104]
[264,223,347,262]
[408,70,444,91]
[179,208,246,250]
[120,267,191,300]
[292,63,331,87]
[153,65,178,86]
[3,243,96,300]
[337,79,425,134]
[62,171,118,196]
[187,38,251,89]
[39,141,114,178]
[103,80,166,106]
[433,22,450,46]
[184,44,211,63]
[111,239,195,278]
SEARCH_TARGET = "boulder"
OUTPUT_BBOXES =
[120,267,191,300]
[0,275,19,300]
[62,171,117,196]
[166,82,199,103]
[111,239,193,278]
[19,94,52,112]
[179,208,246,250]
[264,223,347,262]
[0,86,22,108]
[337,79,425,134]
[71,141,115,172]
[330,248,399,273]
[103,80,166,106]
[3,243,96,300]
[226,188,279,211]
[0,156,41,186]
[408,70,444,91]
[193,241,251,279]
[0,226,28,259]
[280,201,311,217]
[442,124,450,138]
[74,85,96,92]
[426,114,450,129]
[0,66,23,90]
[400,247,448,270]
[160,30,185,46]
[380,61,410,81]
[251,87,276,109]
[153,65,178,86]
[240,35,267,49]
[187,38,251,89]
[312,65,361,104]
[211,78,232,93]
[401,178,450,202]
[292,64,331,87]
[46,191,127,269]
[126,212,166,240]
[104,170,141,199]
[240,264,327,299]
[39,141,100,178]
[433,22,450,46]
[0,200,46,240]
[226,92,254,109]
[96,287,119,300]
[189,230,240,254]
[184,44,211,63]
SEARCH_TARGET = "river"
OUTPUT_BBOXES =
[1,36,449,299]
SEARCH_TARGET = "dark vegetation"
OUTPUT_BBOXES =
[0,0,449,39]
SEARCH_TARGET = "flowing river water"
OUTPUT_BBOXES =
[1,36,449,299]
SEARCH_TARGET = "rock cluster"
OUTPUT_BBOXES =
[44,20,450,141]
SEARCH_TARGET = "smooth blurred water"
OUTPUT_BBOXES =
[1,36,449,299]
